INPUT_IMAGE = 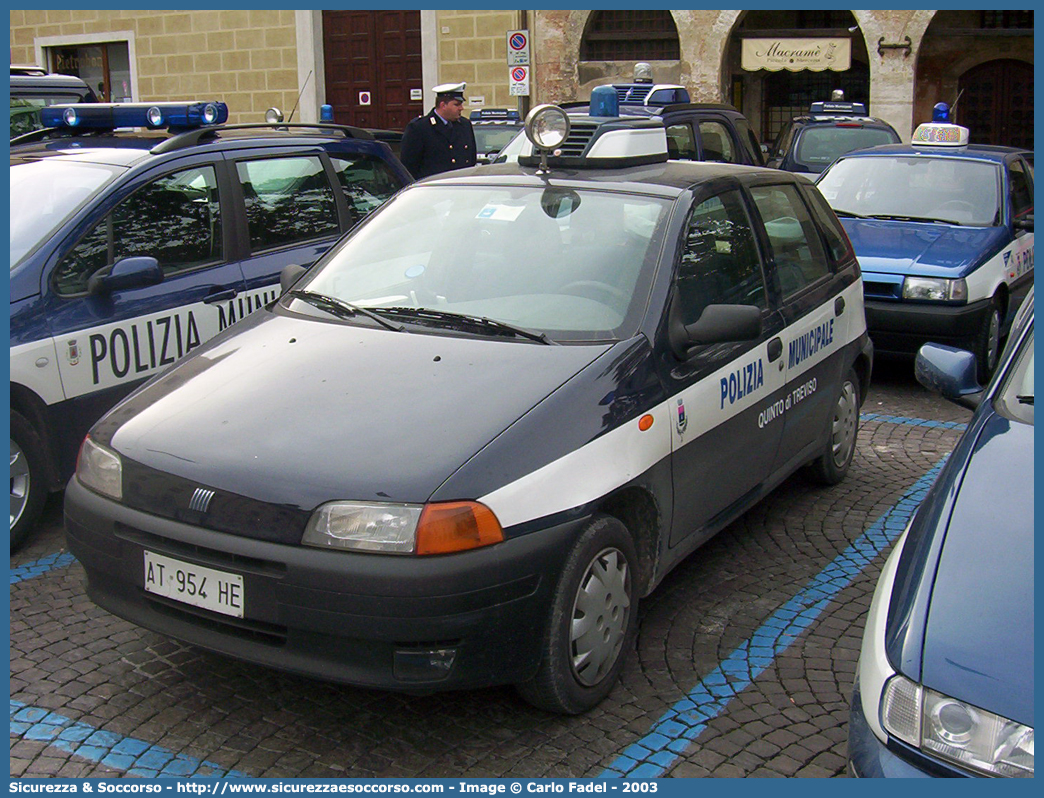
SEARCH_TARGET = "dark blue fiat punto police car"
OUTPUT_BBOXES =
[10,102,411,548]
[65,103,872,713]
[849,288,1033,778]
[816,104,1033,382]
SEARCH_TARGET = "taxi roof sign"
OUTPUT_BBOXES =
[911,122,970,147]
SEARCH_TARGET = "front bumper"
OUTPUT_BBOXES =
[64,478,582,692]
[865,298,990,357]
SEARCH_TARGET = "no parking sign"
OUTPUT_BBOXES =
[509,65,529,96]
[507,29,529,66]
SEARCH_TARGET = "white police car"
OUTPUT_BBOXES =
[817,104,1033,380]
[10,101,412,549]
[64,104,872,713]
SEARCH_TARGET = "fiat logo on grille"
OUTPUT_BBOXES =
[189,488,215,514]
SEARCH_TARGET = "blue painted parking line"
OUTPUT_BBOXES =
[599,457,948,779]
[10,551,77,584]
[861,412,966,430]
[9,700,248,778]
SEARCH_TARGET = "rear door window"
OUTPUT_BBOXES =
[236,156,339,252]
[330,155,404,224]
[750,184,830,297]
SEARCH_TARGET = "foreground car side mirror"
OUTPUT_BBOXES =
[87,256,163,295]
[915,343,983,410]
[280,263,308,295]
[669,302,762,359]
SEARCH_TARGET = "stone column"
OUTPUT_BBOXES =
[856,10,936,142]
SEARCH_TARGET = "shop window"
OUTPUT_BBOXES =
[580,11,680,61]
[48,42,132,102]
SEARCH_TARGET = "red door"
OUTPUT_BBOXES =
[958,59,1033,149]
[322,11,423,130]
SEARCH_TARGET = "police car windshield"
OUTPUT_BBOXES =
[794,125,897,170]
[473,126,522,155]
[303,184,672,341]
[818,155,1001,227]
[10,158,123,268]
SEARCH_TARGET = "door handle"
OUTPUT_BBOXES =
[204,288,238,304]
[835,296,845,316]
[767,337,783,362]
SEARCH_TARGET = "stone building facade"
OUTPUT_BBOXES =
[9,9,1033,146]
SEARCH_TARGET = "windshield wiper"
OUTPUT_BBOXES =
[379,306,556,344]
[831,209,867,219]
[866,214,961,226]
[287,290,404,332]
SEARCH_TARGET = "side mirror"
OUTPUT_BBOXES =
[915,342,983,410]
[280,263,308,295]
[1014,213,1033,232]
[669,302,762,359]
[87,256,163,295]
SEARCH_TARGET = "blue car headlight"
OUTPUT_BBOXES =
[881,675,1034,777]
[860,528,1034,777]
[903,276,967,302]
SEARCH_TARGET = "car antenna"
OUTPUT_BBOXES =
[948,89,964,123]
[286,70,313,124]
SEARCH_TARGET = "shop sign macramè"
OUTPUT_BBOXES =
[742,38,851,72]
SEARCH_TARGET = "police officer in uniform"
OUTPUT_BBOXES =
[400,82,477,180]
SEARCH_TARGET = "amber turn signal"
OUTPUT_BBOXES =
[638,414,654,431]
[415,501,504,555]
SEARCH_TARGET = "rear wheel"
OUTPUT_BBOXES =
[11,410,48,551]
[516,515,638,714]
[807,369,860,486]
[973,295,1003,383]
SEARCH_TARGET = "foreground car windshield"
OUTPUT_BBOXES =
[10,159,122,267]
[818,155,1000,226]
[302,184,672,340]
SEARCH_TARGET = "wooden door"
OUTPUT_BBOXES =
[958,59,1033,149]
[322,11,423,130]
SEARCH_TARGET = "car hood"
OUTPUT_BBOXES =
[100,309,611,513]
[840,219,1007,278]
[920,412,1034,726]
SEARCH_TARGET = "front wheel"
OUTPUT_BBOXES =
[11,410,48,551]
[973,296,1003,384]
[516,515,638,714]
[807,369,860,486]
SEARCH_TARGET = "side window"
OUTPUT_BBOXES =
[53,165,222,296]
[1009,160,1033,221]
[698,121,735,163]
[734,117,763,165]
[771,123,795,161]
[751,184,831,297]
[676,190,766,327]
[236,156,338,252]
[665,123,697,160]
[804,186,851,265]
[330,155,403,223]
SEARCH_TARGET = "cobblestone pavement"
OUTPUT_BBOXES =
[10,359,973,779]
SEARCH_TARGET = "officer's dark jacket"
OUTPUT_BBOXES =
[400,109,477,180]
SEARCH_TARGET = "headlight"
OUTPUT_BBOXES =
[903,276,967,302]
[881,675,1034,777]
[75,436,122,501]
[302,500,503,555]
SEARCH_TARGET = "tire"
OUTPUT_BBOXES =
[10,410,48,552]
[807,368,860,486]
[516,515,638,714]
[973,295,1003,384]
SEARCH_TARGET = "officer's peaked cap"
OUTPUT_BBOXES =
[434,82,466,101]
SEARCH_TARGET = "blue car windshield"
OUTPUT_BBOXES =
[300,184,673,341]
[817,155,1001,226]
[10,158,122,268]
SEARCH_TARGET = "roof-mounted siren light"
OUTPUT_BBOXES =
[831,89,845,101]
[320,104,335,123]
[633,62,654,84]
[590,85,620,118]
[912,104,970,147]
[524,104,571,175]
[41,101,229,132]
